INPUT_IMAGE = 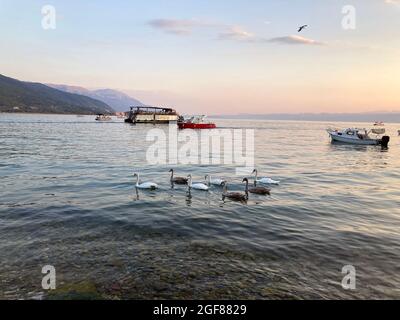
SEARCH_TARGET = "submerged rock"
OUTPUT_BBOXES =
[46,281,104,300]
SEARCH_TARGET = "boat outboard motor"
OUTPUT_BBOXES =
[381,136,390,148]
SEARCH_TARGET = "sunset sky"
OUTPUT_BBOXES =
[1,0,399,114]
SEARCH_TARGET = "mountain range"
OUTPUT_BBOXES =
[212,113,400,123]
[0,74,114,114]
[46,84,145,112]
[0,74,145,114]
[3,73,398,122]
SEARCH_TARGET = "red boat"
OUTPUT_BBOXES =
[178,115,216,129]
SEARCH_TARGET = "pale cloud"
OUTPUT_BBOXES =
[148,18,324,47]
[148,19,209,35]
[148,18,254,41]
[384,0,400,8]
[385,0,400,4]
[218,26,255,41]
[268,35,325,46]
[219,30,324,47]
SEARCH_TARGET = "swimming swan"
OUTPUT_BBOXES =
[222,182,247,202]
[169,169,188,185]
[252,169,280,185]
[133,173,158,190]
[187,174,209,191]
[205,175,226,186]
[243,178,270,195]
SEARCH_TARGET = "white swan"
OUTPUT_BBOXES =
[187,174,209,191]
[133,173,158,190]
[252,169,280,185]
[205,175,226,186]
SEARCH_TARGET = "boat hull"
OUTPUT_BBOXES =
[178,123,216,129]
[329,133,379,145]
[95,117,112,121]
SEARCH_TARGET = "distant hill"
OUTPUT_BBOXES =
[212,112,400,123]
[0,74,114,114]
[47,84,145,112]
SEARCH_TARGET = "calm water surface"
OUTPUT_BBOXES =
[1,113,400,299]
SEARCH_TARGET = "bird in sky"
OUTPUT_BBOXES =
[298,25,308,32]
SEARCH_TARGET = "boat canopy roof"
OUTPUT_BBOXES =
[129,106,175,112]
[327,127,385,135]
[371,128,385,134]
[349,128,366,131]
[345,127,385,134]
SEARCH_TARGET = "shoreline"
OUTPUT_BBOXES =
[2,112,400,124]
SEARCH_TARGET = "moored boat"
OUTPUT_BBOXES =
[95,114,112,121]
[327,124,390,147]
[125,106,179,124]
[178,115,216,129]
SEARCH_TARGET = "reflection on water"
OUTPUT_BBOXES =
[329,140,389,153]
[0,114,400,299]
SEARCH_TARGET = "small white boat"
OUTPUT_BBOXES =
[327,125,390,147]
[95,114,112,121]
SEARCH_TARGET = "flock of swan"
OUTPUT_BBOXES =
[133,169,280,202]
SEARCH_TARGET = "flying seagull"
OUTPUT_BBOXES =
[298,25,308,32]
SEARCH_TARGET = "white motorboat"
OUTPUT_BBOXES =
[95,114,112,121]
[327,125,390,147]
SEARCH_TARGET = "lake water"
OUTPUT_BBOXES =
[1,113,400,299]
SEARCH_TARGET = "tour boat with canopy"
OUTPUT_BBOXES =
[125,106,179,124]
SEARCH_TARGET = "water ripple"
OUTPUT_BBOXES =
[0,114,400,299]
